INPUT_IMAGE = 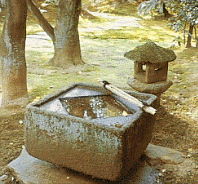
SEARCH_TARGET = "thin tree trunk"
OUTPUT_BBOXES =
[186,24,194,48]
[1,0,28,107]
[194,26,198,48]
[183,28,198,44]
[53,0,84,67]
[184,22,186,45]
[27,0,55,43]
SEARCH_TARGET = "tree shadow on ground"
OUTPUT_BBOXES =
[176,47,198,61]
[151,101,191,153]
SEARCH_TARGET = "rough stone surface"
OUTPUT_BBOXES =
[24,83,156,181]
[124,41,176,64]
[145,144,185,165]
[127,77,173,94]
[133,61,168,84]
[7,147,162,184]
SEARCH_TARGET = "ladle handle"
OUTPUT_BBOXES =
[98,79,156,115]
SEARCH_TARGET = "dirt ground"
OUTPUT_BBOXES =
[0,1,198,183]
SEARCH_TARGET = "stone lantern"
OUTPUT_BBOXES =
[124,41,176,107]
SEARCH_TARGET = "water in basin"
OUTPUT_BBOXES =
[59,95,133,119]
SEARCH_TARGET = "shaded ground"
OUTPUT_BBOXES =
[0,2,198,183]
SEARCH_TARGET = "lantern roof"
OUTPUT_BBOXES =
[124,41,176,64]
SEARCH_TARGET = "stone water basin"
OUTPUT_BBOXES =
[24,83,157,181]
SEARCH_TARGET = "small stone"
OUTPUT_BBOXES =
[39,9,47,13]
[187,154,192,158]
[165,179,175,183]
[0,174,8,181]
[19,120,23,124]
[158,172,163,177]
[161,169,166,173]
[62,72,68,75]
[41,3,49,7]
[115,122,122,128]
[188,148,193,153]
[156,178,160,183]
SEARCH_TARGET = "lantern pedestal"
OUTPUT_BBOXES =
[127,77,173,107]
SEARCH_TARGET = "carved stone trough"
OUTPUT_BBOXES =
[24,83,157,181]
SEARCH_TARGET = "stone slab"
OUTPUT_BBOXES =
[145,144,185,165]
[7,146,161,184]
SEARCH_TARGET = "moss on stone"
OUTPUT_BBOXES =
[124,41,176,64]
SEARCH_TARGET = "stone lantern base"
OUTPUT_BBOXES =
[127,77,173,107]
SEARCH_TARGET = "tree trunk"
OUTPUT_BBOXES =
[27,0,84,67]
[186,24,193,48]
[53,0,84,67]
[0,0,28,107]
[162,3,172,18]
[27,0,55,43]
